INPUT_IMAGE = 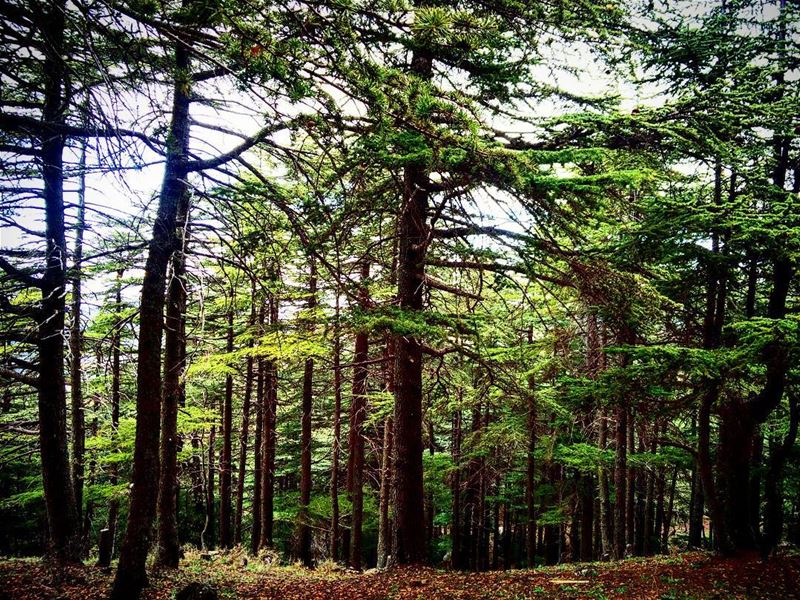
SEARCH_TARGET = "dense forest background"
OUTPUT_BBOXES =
[0,1,798,599]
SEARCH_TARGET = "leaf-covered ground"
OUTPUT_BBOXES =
[1,550,798,599]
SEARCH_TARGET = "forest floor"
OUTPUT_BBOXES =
[1,549,799,600]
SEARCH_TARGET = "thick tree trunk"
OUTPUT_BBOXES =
[348,262,369,569]
[220,297,235,548]
[296,261,316,567]
[156,195,190,568]
[36,0,81,563]
[391,48,432,566]
[111,29,192,598]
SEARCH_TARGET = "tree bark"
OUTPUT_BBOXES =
[259,292,278,550]
[525,368,537,566]
[391,47,433,566]
[348,261,369,569]
[251,304,265,553]
[70,137,87,527]
[296,260,316,567]
[155,194,190,568]
[330,296,342,561]
[111,23,193,597]
[613,406,627,559]
[235,281,257,546]
[99,270,124,568]
[220,294,235,548]
[36,0,81,563]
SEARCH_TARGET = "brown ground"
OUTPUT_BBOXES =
[1,550,798,599]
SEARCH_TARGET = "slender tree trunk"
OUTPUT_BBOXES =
[259,293,278,550]
[251,311,265,553]
[391,47,433,566]
[235,281,256,546]
[99,270,124,568]
[36,0,81,563]
[748,430,763,538]
[70,138,87,527]
[762,393,798,555]
[348,261,369,569]
[662,469,677,551]
[296,261,316,567]
[525,369,537,566]
[597,411,612,558]
[204,425,216,550]
[450,408,462,570]
[377,333,395,568]
[220,294,235,548]
[626,411,636,552]
[613,406,627,559]
[330,297,342,561]
[155,195,190,568]
[111,27,193,598]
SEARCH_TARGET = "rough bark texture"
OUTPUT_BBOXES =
[330,299,342,561]
[111,33,192,598]
[234,281,256,546]
[156,195,190,568]
[348,262,369,569]
[259,294,278,550]
[220,298,235,549]
[613,406,627,559]
[36,0,81,563]
[391,47,433,566]
[296,261,316,567]
[70,139,87,527]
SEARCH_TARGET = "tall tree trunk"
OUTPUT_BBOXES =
[296,261,316,567]
[450,408,462,570]
[330,296,342,561]
[204,425,216,550]
[36,0,81,563]
[348,261,369,569]
[251,304,265,553]
[259,293,278,550]
[662,469,677,551]
[762,393,798,555]
[70,138,87,527]
[111,26,193,598]
[613,406,627,559]
[220,294,235,548]
[391,47,433,566]
[626,411,636,552]
[525,368,537,566]
[597,411,612,559]
[155,195,190,568]
[235,281,257,546]
[579,474,594,561]
[99,269,124,568]
[377,333,396,568]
